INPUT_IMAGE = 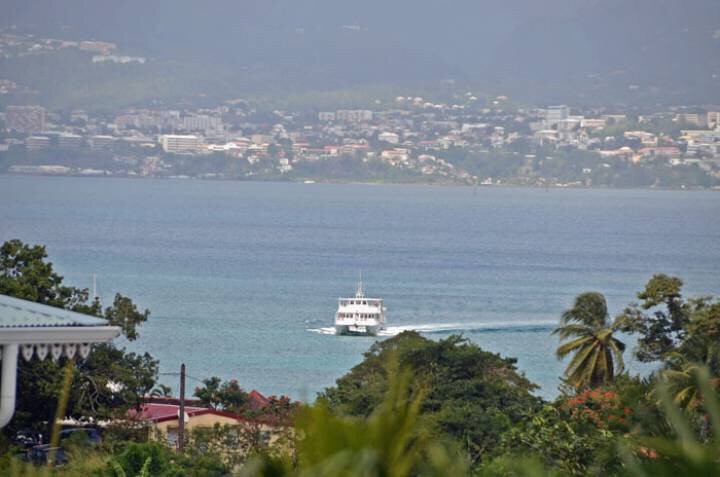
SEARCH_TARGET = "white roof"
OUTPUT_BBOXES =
[0,293,121,350]
[0,294,109,328]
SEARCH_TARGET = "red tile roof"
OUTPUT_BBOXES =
[135,390,277,425]
[133,402,245,424]
[247,390,271,411]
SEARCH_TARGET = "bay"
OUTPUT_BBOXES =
[1,175,718,399]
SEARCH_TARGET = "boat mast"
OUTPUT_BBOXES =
[92,273,98,301]
[356,271,364,298]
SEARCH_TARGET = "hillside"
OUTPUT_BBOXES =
[1,0,719,109]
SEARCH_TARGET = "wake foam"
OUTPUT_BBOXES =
[307,321,556,336]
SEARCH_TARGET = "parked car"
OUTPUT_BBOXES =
[59,427,102,446]
[21,445,68,466]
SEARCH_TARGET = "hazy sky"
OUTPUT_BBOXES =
[1,0,718,105]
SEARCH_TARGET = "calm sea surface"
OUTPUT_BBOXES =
[1,176,719,399]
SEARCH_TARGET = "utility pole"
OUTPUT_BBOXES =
[178,363,185,453]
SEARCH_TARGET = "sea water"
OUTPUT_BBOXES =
[1,176,718,399]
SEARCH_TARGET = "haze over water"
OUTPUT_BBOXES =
[1,175,718,399]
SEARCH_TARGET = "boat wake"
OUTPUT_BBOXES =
[307,320,556,336]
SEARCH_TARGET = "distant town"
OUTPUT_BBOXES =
[1,29,719,188]
[2,99,719,189]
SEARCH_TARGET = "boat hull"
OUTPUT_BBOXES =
[335,324,382,336]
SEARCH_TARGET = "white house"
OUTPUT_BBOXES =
[0,294,121,429]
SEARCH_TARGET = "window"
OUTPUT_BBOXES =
[167,428,178,446]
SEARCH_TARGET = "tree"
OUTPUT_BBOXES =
[319,331,540,464]
[623,366,720,476]
[194,377,249,414]
[0,239,158,432]
[619,275,720,415]
[0,239,87,308]
[621,274,719,365]
[106,441,232,477]
[490,403,619,476]
[243,367,468,477]
[657,302,720,414]
[620,274,690,363]
[554,292,626,390]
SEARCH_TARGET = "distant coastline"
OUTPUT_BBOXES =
[3,172,718,192]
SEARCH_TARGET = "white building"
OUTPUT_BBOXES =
[378,132,400,144]
[461,123,488,133]
[336,110,373,122]
[58,134,83,150]
[90,135,115,150]
[683,129,720,157]
[546,105,569,125]
[25,136,51,150]
[0,294,121,429]
[707,112,720,129]
[556,119,580,132]
[380,148,410,164]
[580,118,607,130]
[182,115,222,133]
[160,134,201,153]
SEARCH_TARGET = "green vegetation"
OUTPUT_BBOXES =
[553,293,626,389]
[1,241,718,475]
[0,240,158,433]
[319,332,540,464]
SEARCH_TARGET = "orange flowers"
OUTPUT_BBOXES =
[561,387,631,431]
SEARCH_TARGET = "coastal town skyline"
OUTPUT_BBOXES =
[2,98,719,188]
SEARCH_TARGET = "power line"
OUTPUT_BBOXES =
[158,372,204,383]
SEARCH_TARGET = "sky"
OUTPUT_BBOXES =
[1,0,718,105]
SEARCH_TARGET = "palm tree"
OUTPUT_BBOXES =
[662,362,703,412]
[150,384,173,398]
[661,344,720,413]
[553,292,626,389]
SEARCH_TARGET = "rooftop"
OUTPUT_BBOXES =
[0,294,110,328]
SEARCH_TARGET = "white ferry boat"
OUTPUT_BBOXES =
[334,279,386,336]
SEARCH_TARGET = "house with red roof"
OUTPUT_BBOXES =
[132,390,289,449]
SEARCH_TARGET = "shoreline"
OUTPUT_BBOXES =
[2,172,718,192]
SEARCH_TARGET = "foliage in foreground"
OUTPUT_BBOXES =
[477,367,720,477]
[319,331,541,464]
[2,366,718,477]
[242,365,468,477]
